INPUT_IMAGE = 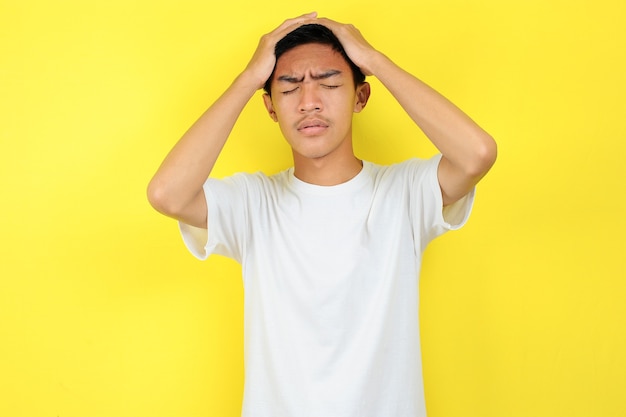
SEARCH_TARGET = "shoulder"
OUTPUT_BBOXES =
[209,168,289,188]
[364,155,441,183]
[205,168,291,202]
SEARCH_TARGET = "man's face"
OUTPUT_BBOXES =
[263,43,369,164]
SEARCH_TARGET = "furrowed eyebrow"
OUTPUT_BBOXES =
[277,75,304,84]
[276,70,343,84]
[311,70,342,81]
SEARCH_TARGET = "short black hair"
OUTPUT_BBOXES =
[263,24,366,96]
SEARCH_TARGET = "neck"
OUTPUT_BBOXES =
[292,152,363,186]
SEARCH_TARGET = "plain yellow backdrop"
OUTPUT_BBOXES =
[1,0,625,416]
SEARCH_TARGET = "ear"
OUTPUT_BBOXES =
[263,93,279,122]
[353,82,371,113]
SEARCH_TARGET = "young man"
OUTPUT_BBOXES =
[148,12,496,417]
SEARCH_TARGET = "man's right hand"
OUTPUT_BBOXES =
[243,12,318,90]
[148,12,318,228]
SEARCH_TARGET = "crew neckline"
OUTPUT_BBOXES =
[287,161,372,195]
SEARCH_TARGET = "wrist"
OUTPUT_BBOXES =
[363,50,391,77]
[235,69,267,94]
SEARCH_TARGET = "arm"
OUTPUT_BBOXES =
[319,18,497,206]
[147,74,258,228]
[147,13,318,227]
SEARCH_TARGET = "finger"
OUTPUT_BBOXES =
[269,13,319,44]
[291,11,318,22]
[279,12,318,30]
[312,17,341,29]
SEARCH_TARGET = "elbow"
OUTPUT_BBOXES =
[147,176,205,225]
[147,177,166,213]
[147,177,177,216]
[468,133,497,178]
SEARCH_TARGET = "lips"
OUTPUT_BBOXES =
[297,118,329,134]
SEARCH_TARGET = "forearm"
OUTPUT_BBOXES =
[148,13,320,222]
[370,52,496,175]
[147,71,259,216]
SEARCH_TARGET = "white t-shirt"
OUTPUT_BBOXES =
[180,155,474,417]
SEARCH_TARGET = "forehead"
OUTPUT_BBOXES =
[274,43,350,76]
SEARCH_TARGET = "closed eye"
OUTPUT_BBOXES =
[321,84,340,89]
[281,87,299,95]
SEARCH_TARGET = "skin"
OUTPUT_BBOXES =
[262,43,370,185]
[147,12,497,229]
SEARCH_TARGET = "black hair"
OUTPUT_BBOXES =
[263,24,366,96]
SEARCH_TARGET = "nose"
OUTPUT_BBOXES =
[298,83,322,113]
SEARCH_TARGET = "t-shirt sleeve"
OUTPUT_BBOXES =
[178,175,249,262]
[410,154,475,250]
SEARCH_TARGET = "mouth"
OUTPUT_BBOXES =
[297,119,329,135]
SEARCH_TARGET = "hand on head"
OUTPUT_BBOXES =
[313,17,377,76]
[245,13,377,90]
[245,12,319,89]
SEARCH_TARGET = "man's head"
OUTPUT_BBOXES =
[261,22,371,169]
[263,24,366,96]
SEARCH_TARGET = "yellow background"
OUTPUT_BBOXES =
[2,0,625,416]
